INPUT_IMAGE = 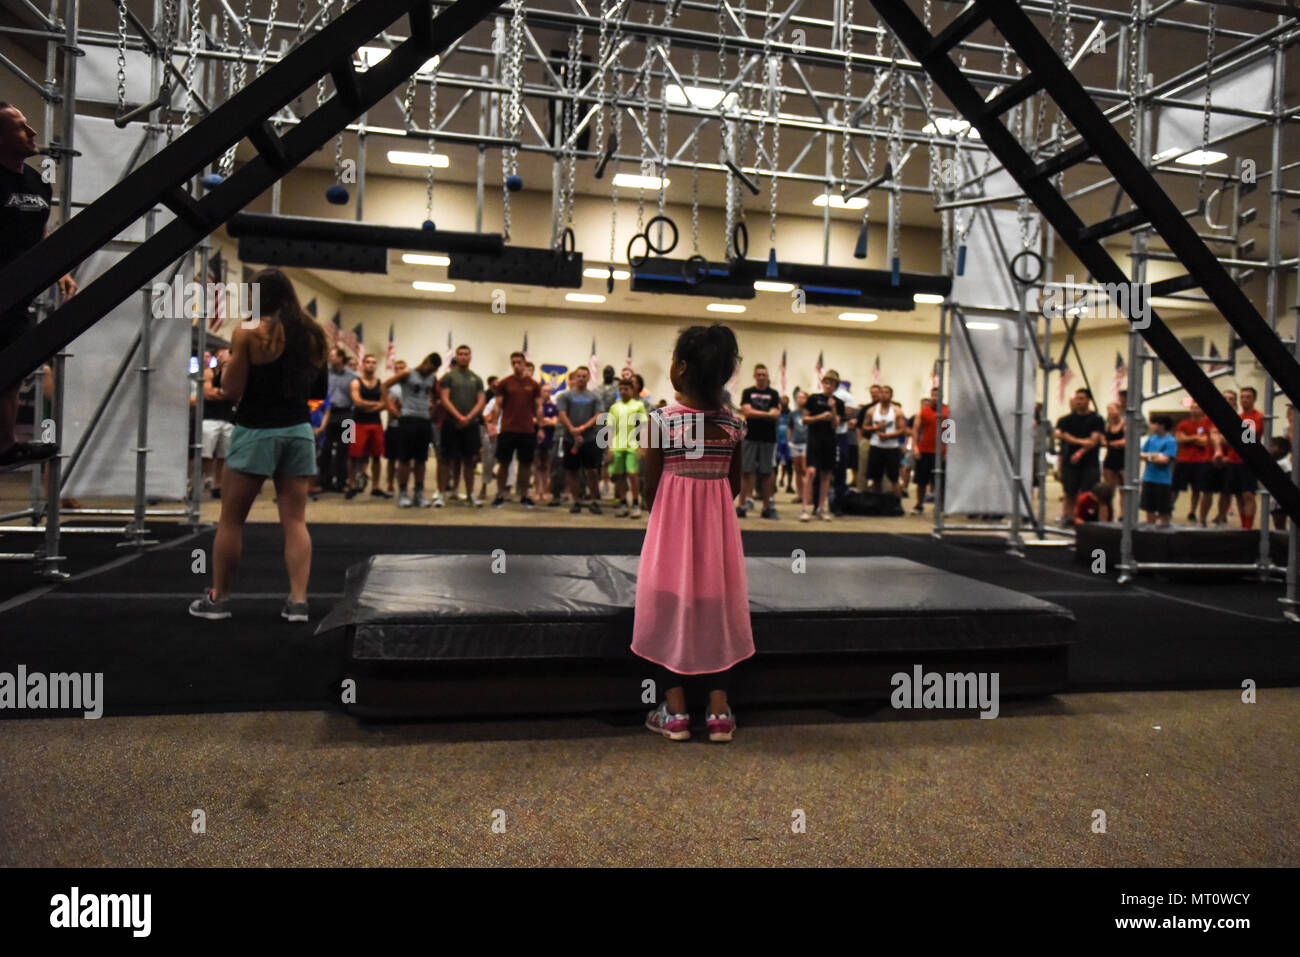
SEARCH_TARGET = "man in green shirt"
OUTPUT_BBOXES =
[604,378,647,518]
[438,344,486,505]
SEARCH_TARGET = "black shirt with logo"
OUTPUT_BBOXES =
[803,392,845,440]
[0,163,53,321]
[741,386,781,443]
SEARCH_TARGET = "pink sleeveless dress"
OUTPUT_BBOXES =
[631,402,755,675]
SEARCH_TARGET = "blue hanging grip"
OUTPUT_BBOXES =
[766,247,779,278]
[325,184,349,205]
[853,224,868,260]
[890,256,900,286]
[956,244,967,276]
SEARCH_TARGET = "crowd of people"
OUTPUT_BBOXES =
[1055,386,1292,530]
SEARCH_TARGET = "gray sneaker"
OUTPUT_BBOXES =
[188,589,231,620]
[398,491,412,508]
[281,599,309,623]
[761,505,778,519]
[414,492,432,508]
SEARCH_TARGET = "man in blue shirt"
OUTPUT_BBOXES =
[1140,413,1178,526]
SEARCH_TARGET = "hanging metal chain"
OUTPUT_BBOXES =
[954,44,1008,246]
[923,0,943,201]
[690,50,701,255]
[655,4,675,217]
[857,14,886,241]
[634,8,654,234]
[720,0,737,258]
[220,0,254,175]
[160,0,179,142]
[255,0,280,78]
[562,26,583,240]
[593,0,611,167]
[315,0,333,109]
[426,60,439,222]
[501,0,525,242]
[839,0,854,193]
[766,4,783,251]
[1128,0,1141,151]
[1197,4,1217,203]
[888,35,903,266]
[609,66,624,270]
[182,0,202,132]
[115,0,128,115]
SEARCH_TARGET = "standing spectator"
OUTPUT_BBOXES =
[480,376,499,501]
[1173,401,1211,524]
[788,391,809,503]
[1269,435,1291,529]
[0,102,77,468]
[1139,413,1178,527]
[776,395,792,493]
[607,377,647,518]
[855,384,884,486]
[1032,402,1049,489]
[595,365,620,500]
[738,363,781,519]
[800,372,844,522]
[911,387,945,514]
[344,354,390,500]
[535,382,559,503]
[832,381,857,510]
[1205,389,1238,526]
[492,352,542,508]
[201,348,235,500]
[384,352,440,508]
[319,347,357,492]
[1101,402,1125,514]
[188,268,327,622]
[438,344,486,507]
[865,385,907,496]
[1236,386,1265,530]
[1053,389,1105,526]
[557,365,604,514]
[547,370,575,507]
[382,359,408,495]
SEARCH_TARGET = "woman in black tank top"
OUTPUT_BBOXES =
[189,269,328,624]
[1102,402,1125,512]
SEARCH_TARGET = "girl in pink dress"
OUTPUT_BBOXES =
[633,324,754,743]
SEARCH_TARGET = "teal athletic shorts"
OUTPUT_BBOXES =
[226,423,318,478]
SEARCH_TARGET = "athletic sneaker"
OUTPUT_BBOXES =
[469,494,484,508]
[547,497,563,507]
[521,496,536,509]
[281,600,309,623]
[370,489,392,499]
[492,495,506,508]
[615,505,630,518]
[800,507,811,522]
[736,505,747,519]
[570,501,583,514]
[344,487,358,500]
[432,493,445,508]
[188,589,231,620]
[414,492,432,508]
[398,491,412,508]
[818,508,833,522]
[1186,511,1197,523]
[645,702,691,742]
[706,709,737,743]
[588,501,602,515]
[630,504,642,519]
[761,505,778,519]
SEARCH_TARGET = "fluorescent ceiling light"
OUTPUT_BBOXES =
[923,117,980,139]
[401,253,450,266]
[754,280,796,292]
[613,172,670,190]
[813,194,867,210]
[357,47,439,74]
[838,312,878,322]
[913,293,945,304]
[566,293,606,303]
[1174,149,1228,167]
[665,84,738,110]
[583,267,631,281]
[707,303,746,313]
[413,281,455,292]
[966,320,1001,330]
[387,150,450,168]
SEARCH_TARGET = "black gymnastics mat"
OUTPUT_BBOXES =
[1076,522,1289,569]
[319,554,1075,718]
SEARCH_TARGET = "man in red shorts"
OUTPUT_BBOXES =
[1173,401,1212,525]
[345,354,391,499]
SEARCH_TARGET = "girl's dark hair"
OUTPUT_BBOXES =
[673,324,739,406]
[253,268,328,400]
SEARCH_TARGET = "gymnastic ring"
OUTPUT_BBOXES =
[731,220,749,260]
[682,253,709,285]
[1202,187,1228,231]
[559,226,576,258]
[1010,249,1044,285]
[627,233,651,269]
[644,214,679,255]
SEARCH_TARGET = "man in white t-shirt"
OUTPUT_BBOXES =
[865,384,907,495]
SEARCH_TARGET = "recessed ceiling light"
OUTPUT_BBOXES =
[402,253,450,266]
[388,150,450,168]
[913,293,945,304]
[566,293,606,303]
[665,84,739,110]
[754,280,796,292]
[966,320,1001,330]
[838,312,878,322]
[1174,149,1228,166]
[357,47,439,74]
[707,303,746,313]
[583,267,631,281]
[813,194,867,209]
[922,117,980,139]
[613,172,670,190]
[413,281,455,292]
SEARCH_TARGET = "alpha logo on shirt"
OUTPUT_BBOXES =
[4,192,49,212]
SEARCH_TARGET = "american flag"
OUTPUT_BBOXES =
[1111,351,1127,400]
[929,360,940,390]
[589,338,599,379]
[521,332,529,361]
[206,251,225,334]
[872,354,882,384]
[351,323,364,359]
[622,342,634,379]
[385,323,396,372]
[1208,342,1228,372]
[814,350,823,387]
[334,313,350,353]
[779,349,787,396]
[1057,364,1075,404]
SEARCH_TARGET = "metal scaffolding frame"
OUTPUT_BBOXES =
[1,0,1298,616]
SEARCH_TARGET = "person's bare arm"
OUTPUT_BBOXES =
[202,366,222,402]
[219,329,252,401]
[439,381,462,421]
[728,441,743,499]
[381,370,408,392]
[642,444,664,511]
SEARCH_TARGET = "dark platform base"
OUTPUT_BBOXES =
[319,554,1075,719]
[1076,522,1288,571]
